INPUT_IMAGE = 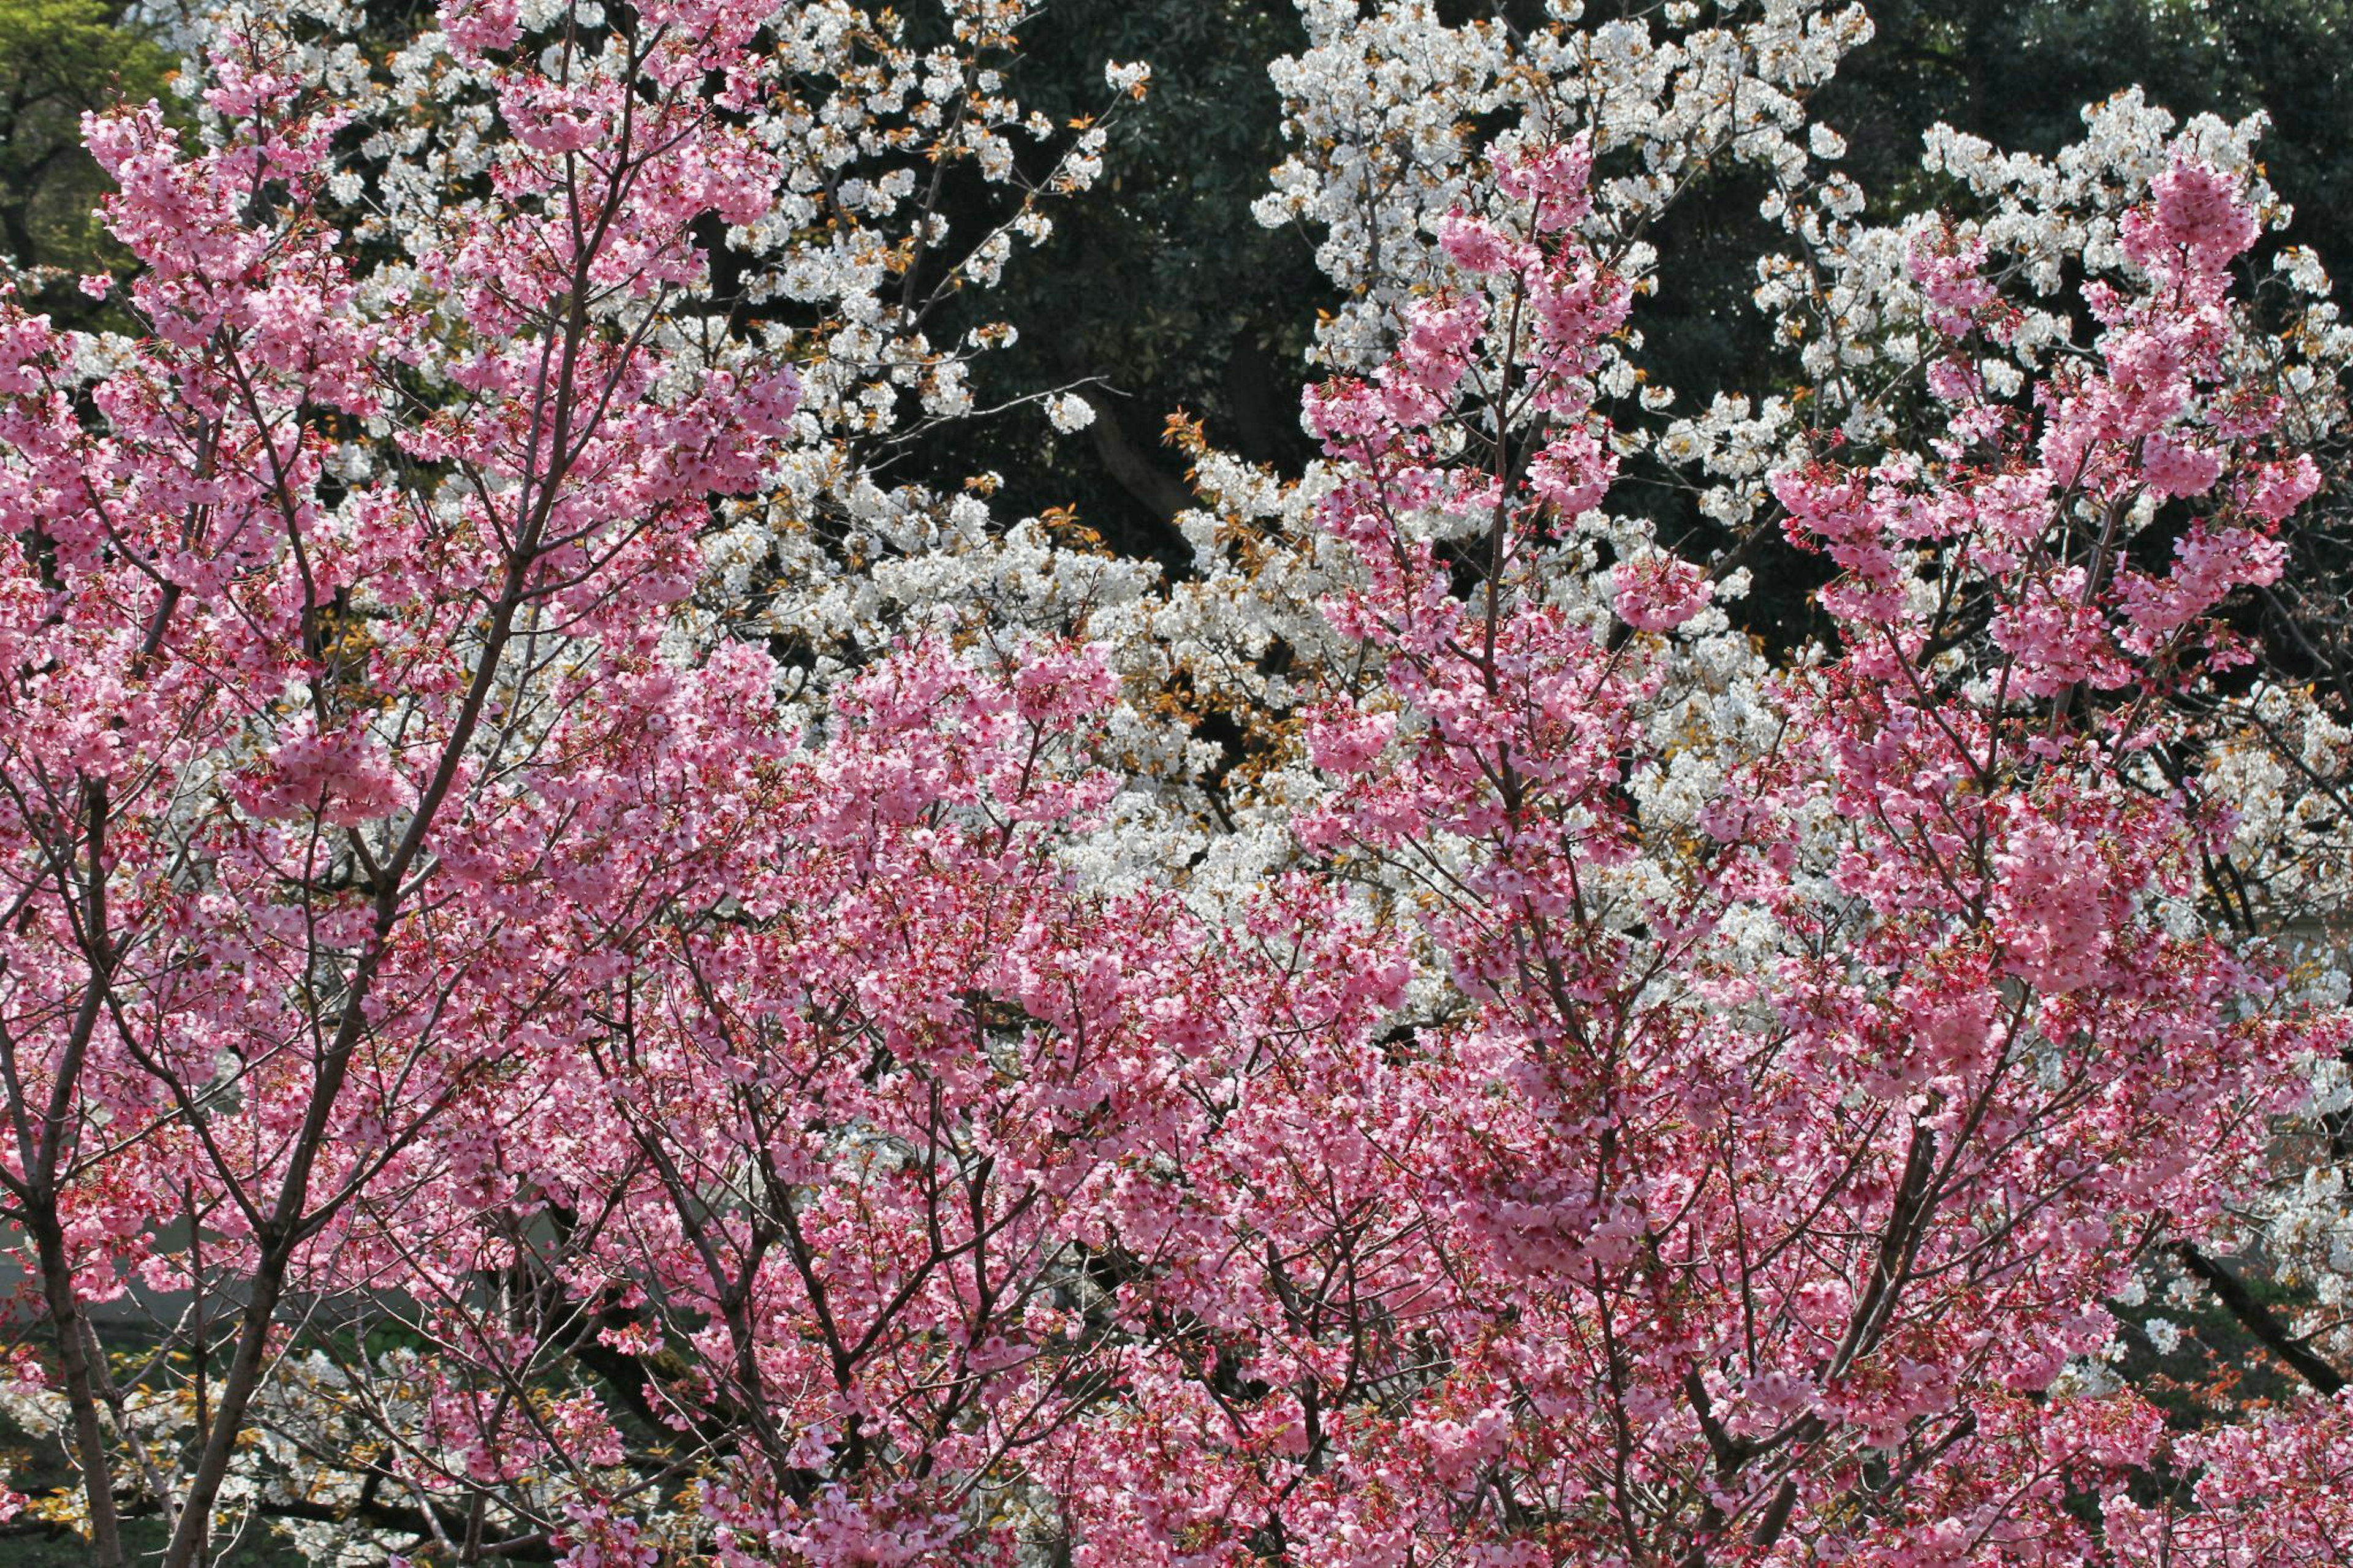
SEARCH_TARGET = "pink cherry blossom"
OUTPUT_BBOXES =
[1,10,2347,1566]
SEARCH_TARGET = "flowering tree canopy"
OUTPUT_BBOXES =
[2,1,2352,1564]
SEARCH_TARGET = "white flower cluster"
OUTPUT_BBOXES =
[1255,0,1871,375]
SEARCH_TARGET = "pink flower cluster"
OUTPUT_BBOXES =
[0,17,2343,1563]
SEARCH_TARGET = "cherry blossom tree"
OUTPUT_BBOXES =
[2,0,2351,1564]
[1216,132,2337,1567]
